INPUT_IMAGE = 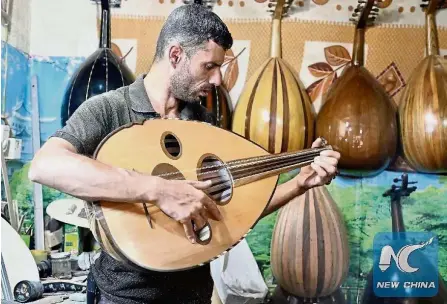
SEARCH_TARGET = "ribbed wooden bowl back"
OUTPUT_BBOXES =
[315,65,398,177]
[232,57,315,154]
[271,186,350,298]
[398,55,447,173]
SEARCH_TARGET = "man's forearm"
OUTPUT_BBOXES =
[261,178,307,218]
[29,148,159,203]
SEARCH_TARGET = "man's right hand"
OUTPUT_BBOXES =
[151,178,223,243]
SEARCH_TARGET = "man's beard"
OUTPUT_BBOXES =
[170,65,203,102]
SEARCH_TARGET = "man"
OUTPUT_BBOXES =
[29,4,340,304]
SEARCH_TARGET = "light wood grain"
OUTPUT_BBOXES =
[231,0,314,154]
[398,3,447,174]
[232,57,314,154]
[92,119,328,271]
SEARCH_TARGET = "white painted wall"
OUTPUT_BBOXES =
[29,0,98,57]
[28,0,447,58]
[2,0,31,53]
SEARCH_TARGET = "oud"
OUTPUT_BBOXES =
[270,185,350,302]
[91,118,332,271]
[315,0,398,178]
[398,0,447,174]
[232,0,314,154]
[61,0,134,126]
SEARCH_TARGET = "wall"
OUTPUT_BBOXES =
[2,0,447,302]
[2,0,31,53]
[1,0,31,172]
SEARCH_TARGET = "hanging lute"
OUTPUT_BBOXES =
[232,0,314,154]
[398,0,447,174]
[315,0,398,177]
[91,118,332,271]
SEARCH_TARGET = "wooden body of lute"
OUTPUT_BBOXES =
[231,0,314,154]
[92,118,331,271]
[398,0,447,174]
[315,0,398,177]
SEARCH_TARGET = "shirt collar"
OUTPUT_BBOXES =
[128,74,156,113]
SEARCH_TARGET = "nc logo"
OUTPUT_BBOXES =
[378,237,435,273]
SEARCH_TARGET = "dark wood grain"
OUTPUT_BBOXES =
[315,65,398,177]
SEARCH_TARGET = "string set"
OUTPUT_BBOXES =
[152,145,330,184]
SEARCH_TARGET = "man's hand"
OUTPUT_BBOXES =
[294,137,341,191]
[151,178,222,244]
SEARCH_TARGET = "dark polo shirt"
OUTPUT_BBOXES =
[52,74,215,304]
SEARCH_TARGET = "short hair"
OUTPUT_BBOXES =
[154,4,233,61]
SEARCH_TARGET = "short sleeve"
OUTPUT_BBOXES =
[51,95,112,157]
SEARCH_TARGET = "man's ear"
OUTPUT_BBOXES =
[168,43,183,68]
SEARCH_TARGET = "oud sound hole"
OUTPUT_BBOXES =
[161,132,181,159]
[197,155,233,206]
[151,163,212,245]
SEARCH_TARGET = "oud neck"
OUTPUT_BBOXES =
[100,0,111,49]
[229,145,331,187]
[271,18,282,58]
[270,0,287,58]
[426,12,440,56]
[352,28,365,66]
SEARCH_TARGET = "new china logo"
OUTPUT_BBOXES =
[373,232,438,298]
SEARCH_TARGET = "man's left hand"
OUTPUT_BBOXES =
[294,137,341,192]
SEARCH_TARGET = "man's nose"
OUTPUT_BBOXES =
[209,69,222,87]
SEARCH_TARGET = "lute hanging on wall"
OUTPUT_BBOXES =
[60,0,135,126]
[232,0,314,154]
[90,118,332,272]
[182,0,234,130]
[398,0,447,174]
[315,0,398,178]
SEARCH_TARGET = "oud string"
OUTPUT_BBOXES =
[152,148,325,182]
